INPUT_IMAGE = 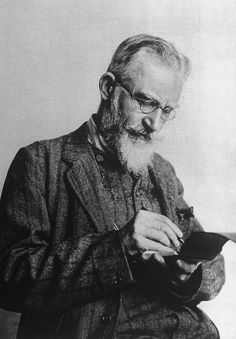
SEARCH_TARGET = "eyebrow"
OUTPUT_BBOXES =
[134,90,160,102]
[133,89,180,109]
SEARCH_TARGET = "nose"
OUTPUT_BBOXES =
[142,108,164,132]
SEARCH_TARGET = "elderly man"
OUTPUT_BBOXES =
[0,35,224,338]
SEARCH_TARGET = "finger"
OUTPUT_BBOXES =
[141,250,157,261]
[176,259,200,273]
[155,214,183,238]
[136,211,183,243]
[184,260,202,268]
[143,228,171,247]
[141,251,166,266]
[137,236,178,256]
[141,212,182,248]
[151,252,166,266]
[141,251,166,265]
[156,224,181,249]
[178,274,190,283]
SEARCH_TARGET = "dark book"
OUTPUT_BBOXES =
[178,232,236,262]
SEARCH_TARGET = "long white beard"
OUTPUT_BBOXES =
[118,132,161,175]
[99,88,163,175]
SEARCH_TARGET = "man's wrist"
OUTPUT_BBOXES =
[118,216,135,256]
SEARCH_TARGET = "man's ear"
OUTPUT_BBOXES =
[99,72,116,101]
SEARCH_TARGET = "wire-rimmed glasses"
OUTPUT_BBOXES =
[116,79,176,121]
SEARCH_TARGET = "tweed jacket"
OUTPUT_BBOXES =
[0,122,225,338]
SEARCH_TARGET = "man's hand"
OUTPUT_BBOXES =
[172,259,201,284]
[142,252,201,286]
[122,210,183,260]
[121,210,201,289]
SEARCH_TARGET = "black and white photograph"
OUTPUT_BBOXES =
[0,1,236,338]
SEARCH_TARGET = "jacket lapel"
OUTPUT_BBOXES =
[62,124,180,231]
[149,155,179,225]
[61,125,115,233]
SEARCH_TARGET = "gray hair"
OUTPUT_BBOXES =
[107,34,191,82]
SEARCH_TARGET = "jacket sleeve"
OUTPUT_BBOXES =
[0,147,134,314]
[167,174,225,305]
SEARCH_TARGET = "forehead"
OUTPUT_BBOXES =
[128,51,183,104]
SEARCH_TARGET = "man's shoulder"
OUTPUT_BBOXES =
[10,122,88,172]
[20,122,88,158]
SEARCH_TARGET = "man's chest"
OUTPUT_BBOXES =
[96,157,162,230]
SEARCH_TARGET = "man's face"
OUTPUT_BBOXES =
[117,52,183,136]
[100,52,183,174]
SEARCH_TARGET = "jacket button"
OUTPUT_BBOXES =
[112,276,122,286]
[96,154,104,162]
[170,313,180,330]
[136,189,145,197]
[141,202,148,210]
[101,314,112,322]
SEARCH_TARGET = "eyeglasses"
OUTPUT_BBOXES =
[116,79,176,121]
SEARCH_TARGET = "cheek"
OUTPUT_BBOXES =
[123,108,143,127]
[121,114,142,129]
[117,93,144,128]
[129,115,143,127]
[118,92,138,119]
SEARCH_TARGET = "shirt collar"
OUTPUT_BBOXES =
[87,114,109,154]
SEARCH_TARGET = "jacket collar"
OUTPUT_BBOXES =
[148,160,179,225]
[87,114,109,154]
[62,123,116,232]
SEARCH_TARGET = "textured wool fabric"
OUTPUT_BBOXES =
[0,122,225,338]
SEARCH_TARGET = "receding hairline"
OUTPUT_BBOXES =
[107,34,191,82]
[124,47,183,78]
